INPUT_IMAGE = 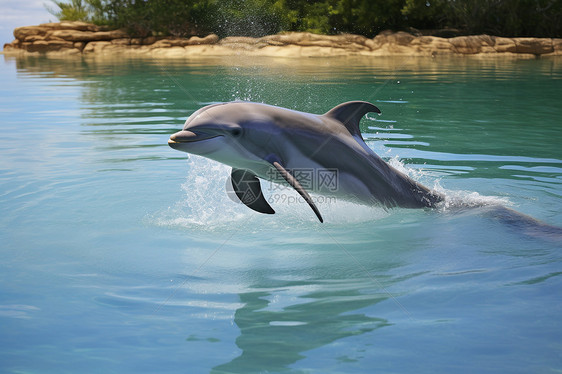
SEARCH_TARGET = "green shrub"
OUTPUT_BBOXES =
[210,0,289,37]
[47,0,93,21]
[444,0,562,37]
[47,0,562,38]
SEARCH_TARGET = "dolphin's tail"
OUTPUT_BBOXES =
[476,205,562,241]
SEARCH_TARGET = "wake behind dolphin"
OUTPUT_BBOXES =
[168,101,443,222]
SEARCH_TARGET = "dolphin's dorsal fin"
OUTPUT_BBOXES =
[324,101,381,138]
[271,161,324,223]
[230,168,275,215]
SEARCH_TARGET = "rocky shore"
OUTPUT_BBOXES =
[3,21,562,58]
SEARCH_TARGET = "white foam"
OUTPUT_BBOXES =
[437,189,511,211]
[154,155,390,230]
[388,156,512,211]
[259,174,390,225]
[154,156,252,231]
[154,154,510,229]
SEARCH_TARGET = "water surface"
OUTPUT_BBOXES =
[1,54,561,374]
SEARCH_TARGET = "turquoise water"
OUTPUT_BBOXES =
[1,54,561,374]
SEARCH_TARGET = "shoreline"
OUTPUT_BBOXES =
[3,21,562,58]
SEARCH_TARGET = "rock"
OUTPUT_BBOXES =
[48,29,129,42]
[364,39,378,50]
[147,39,173,48]
[339,33,370,46]
[223,32,370,52]
[450,36,480,54]
[13,22,101,42]
[370,31,417,54]
[302,34,369,51]
[373,31,415,46]
[22,34,48,43]
[39,21,99,32]
[299,39,336,48]
[111,38,131,45]
[552,39,562,55]
[143,34,215,49]
[514,37,553,55]
[149,34,218,48]
[478,35,497,53]
[259,35,285,46]
[448,35,497,54]
[493,37,517,53]
[410,36,453,55]
[3,40,21,52]
[141,36,164,45]
[187,34,219,45]
[259,32,370,51]
[4,21,561,58]
[14,26,50,41]
[370,31,418,55]
[24,39,75,53]
[219,36,261,45]
[185,34,219,46]
[83,41,111,53]
[268,32,307,45]
[408,27,423,37]
[387,31,416,45]
[218,36,269,50]
[74,42,86,51]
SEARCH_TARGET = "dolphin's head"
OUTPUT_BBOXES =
[168,102,281,169]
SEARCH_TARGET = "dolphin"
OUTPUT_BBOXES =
[168,101,443,222]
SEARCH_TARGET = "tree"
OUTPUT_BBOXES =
[45,0,562,38]
[47,0,92,21]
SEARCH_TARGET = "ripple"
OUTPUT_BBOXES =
[0,304,40,319]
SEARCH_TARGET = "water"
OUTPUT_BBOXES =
[1,54,561,374]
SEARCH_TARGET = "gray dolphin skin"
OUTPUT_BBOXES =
[168,101,443,222]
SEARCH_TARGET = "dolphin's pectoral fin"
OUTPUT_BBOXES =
[271,161,324,223]
[231,168,275,215]
[324,101,381,139]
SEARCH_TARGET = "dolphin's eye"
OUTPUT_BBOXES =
[231,128,242,137]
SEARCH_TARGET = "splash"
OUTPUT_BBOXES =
[155,157,510,230]
[262,184,390,225]
[154,155,390,230]
[155,151,512,230]
[388,155,429,184]
[387,155,512,211]
[154,156,251,232]
[435,187,512,212]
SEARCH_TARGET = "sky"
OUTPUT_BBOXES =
[0,0,55,46]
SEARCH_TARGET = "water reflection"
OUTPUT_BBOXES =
[213,281,389,373]
[164,215,425,372]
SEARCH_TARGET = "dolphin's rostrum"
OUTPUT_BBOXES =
[169,101,443,222]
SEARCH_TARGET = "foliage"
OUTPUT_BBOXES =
[47,0,92,21]
[401,0,448,30]
[95,0,201,37]
[210,0,289,37]
[47,0,562,38]
[443,0,562,37]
